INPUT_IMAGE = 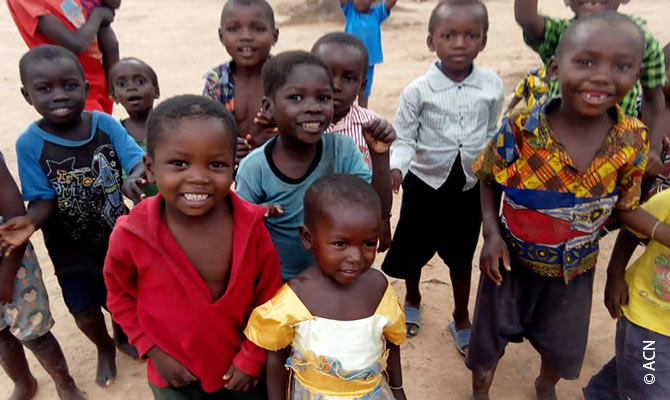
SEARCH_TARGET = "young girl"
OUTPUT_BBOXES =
[244,174,407,400]
[109,57,160,196]
[0,153,85,400]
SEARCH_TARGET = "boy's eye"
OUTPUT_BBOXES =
[135,77,147,86]
[225,25,239,32]
[364,240,378,247]
[468,33,479,39]
[343,74,356,83]
[332,241,346,248]
[64,81,79,90]
[615,63,631,72]
[318,94,332,102]
[115,79,127,88]
[210,161,228,168]
[442,33,453,39]
[576,59,593,67]
[288,94,303,101]
[36,85,51,93]
[252,24,268,33]
[169,160,187,167]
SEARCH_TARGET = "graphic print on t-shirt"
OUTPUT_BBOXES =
[653,254,670,304]
[41,129,126,243]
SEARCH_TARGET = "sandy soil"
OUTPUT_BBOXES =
[0,0,668,399]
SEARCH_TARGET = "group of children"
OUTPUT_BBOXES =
[0,0,669,399]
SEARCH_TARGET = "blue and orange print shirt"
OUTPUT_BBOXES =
[473,99,649,283]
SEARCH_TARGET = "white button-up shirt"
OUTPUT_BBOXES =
[390,62,504,190]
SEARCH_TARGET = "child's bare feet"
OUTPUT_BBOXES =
[8,376,37,400]
[534,377,558,400]
[95,344,116,387]
[55,379,86,400]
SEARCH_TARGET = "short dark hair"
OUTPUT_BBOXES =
[146,95,237,157]
[556,11,644,59]
[262,50,333,98]
[428,0,489,35]
[311,32,369,74]
[19,45,84,86]
[303,174,381,229]
[221,0,275,29]
[111,57,159,87]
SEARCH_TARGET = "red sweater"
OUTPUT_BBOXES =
[104,193,282,392]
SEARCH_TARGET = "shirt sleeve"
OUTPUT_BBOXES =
[235,154,265,204]
[340,0,353,17]
[522,16,566,64]
[97,113,144,173]
[338,135,372,183]
[233,221,283,376]
[103,225,156,358]
[472,115,517,185]
[615,124,649,211]
[6,0,49,37]
[389,83,421,177]
[378,285,406,346]
[637,21,667,90]
[487,78,505,143]
[374,1,391,22]
[244,297,295,352]
[16,131,55,201]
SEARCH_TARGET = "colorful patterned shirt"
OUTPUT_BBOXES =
[202,61,235,113]
[473,99,649,283]
[523,15,667,117]
[512,65,548,111]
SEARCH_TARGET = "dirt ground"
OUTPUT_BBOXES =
[0,0,668,399]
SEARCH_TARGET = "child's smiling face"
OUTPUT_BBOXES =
[313,43,366,122]
[301,202,379,286]
[263,64,334,146]
[110,60,159,116]
[352,0,374,13]
[428,4,487,81]
[550,21,643,117]
[145,117,235,218]
[566,0,628,17]
[219,3,278,69]
[21,57,88,126]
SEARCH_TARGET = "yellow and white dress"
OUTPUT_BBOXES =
[245,283,406,399]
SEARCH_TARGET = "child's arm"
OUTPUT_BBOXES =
[37,7,115,54]
[505,95,523,116]
[0,200,55,256]
[385,0,398,11]
[514,0,545,39]
[146,347,198,387]
[615,208,670,249]
[98,26,119,80]
[267,347,291,400]
[102,0,122,8]
[386,341,407,400]
[603,228,638,319]
[389,84,421,195]
[478,181,511,286]
[339,0,348,7]
[0,157,28,305]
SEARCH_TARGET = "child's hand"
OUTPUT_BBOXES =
[252,111,279,148]
[0,279,14,306]
[479,234,511,286]
[236,137,252,164]
[223,364,259,392]
[0,216,36,256]
[91,6,116,26]
[391,169,402,194]
[362,118,395,153]
[391,387,408,400]
[604,275,629,319]
[122,170,147,205]
[645,148,663,177]
[148,347,197,387]
[378,217,392,253]
[262,204,284,219]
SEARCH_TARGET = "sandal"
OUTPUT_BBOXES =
[449,320,471,356]
[404,305,421,338]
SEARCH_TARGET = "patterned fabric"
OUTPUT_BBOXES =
[644,137,670,200]
[287,349,395,400]
[0,241,55,341]
[523,15,667,117]
[512,65,548,111]
[325,105,378,169]
[202,61,235,113]
[473,99,649,282]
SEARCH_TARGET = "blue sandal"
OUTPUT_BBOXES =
[449,320,471,356]
[404,305,421,337]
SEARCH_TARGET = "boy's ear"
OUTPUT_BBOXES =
[621,0,630,4]
[218,27,225,45]
[261,96,274,119]
[547,56,559,81]
[154,84,161,99]
[426,34,435,52]
[272,28,279,46]
[480,34,488,51]
[143,154,157,184]
[298,225,313,250]
[20,87,33,106]
[84,81,90,98]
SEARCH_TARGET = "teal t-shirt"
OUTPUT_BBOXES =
[235,133,372,279]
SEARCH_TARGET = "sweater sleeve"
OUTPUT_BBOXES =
[103,225,156,358]
[232,220,282,377]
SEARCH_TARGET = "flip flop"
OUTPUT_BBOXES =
[449,320,471,356]
[404,305,421,338]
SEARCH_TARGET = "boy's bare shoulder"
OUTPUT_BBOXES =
[359,268,389,297]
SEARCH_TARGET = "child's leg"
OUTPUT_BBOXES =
[0,328,37,400]
[358,65,375,108]
[535,356,560,400]
[22,332,85,400]
[112,320,139,359]
[57,273,116,387]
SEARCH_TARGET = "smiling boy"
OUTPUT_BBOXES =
[104,95,282,399]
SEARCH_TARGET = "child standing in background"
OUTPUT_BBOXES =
[110,57,160,197]
[514,0,667,176]
[382,0,503,352]
[7,0,119,114]
[339,0,397,108]
[203,0,279,163]
[79,0,121,76]
[245,174,407,400]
